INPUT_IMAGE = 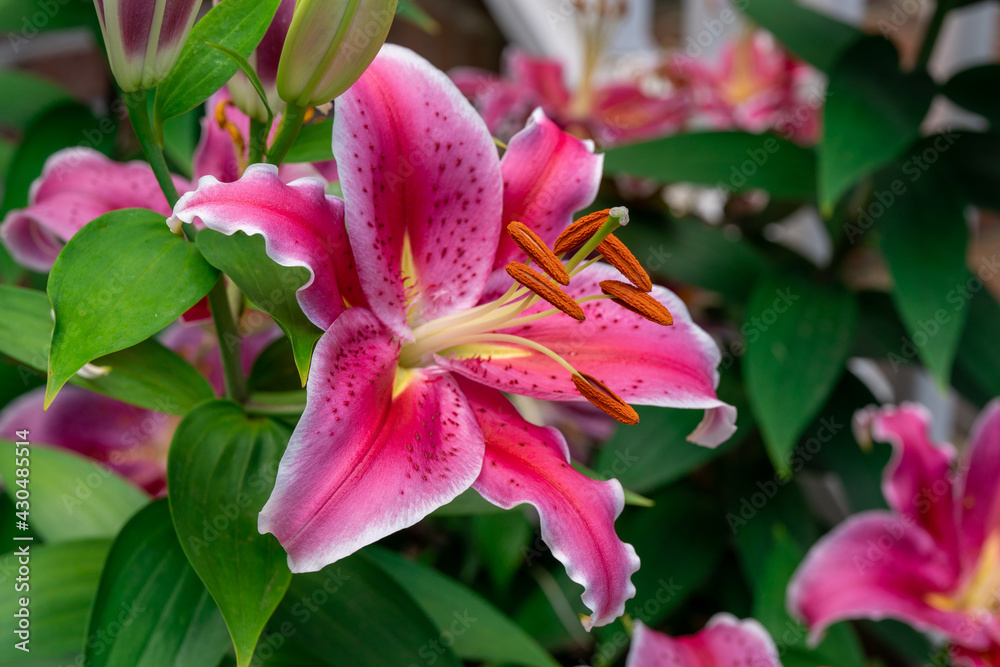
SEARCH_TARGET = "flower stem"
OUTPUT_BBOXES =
[248,117,269,165]
[916,0,953,70]
[124,92,179,206]
[207,276,248,403]
[125,89,249,404]
[266,103,307,166]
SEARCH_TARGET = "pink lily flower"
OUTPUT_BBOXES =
[788,401,1000,666]
[673,31,821,145]
[625,616,781,667]
[170,44,735,629]
[453,49,688,147]
[0,324,279,496]
[0,91,334,273]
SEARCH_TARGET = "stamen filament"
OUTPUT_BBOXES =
[443,333,580,375]
[564,207,630,273]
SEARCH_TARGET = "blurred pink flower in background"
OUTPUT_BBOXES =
[625,616,781,666]
[789,401,1000,666]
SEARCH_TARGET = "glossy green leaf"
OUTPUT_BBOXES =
[0,286,214,414]
[0,540,111,666]
[1,102,115,216]
[943,64,1000,127]
[46,209,218,407]
[820,37,936,210]
[85,500,231,667]
[738,0,863,73]
[254,554,462,667]
[155,0,282,124]
[0,441,148,543]
[197,229,320,385]
[284,119,334,163]
[206,41,273,125]
[396,0,440,33]
[368,548,559,667]
[603,132,816,200]
[248,337,306,393]
[955,290,1000,407]
[878,157,969,387]
[162,108,202,179]
[743,274,857,473]
[594,408,727,494]
[168,401,292,667]
[0,70,72,129]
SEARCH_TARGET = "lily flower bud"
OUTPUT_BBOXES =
[93,0,202,92]
[276,0,398,107]
[224,0,296,122]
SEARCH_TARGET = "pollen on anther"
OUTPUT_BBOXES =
[507,222,570,285]
[553,209,610,255]
[599,280,673,326]
[505,262,585,321]
[572,373,639,425]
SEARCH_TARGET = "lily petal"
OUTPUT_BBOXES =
[494,108,603,269]
[0,386,176,495]
[170,163,363,330]
[436,263,734,446]
[959,400,1000,569]
[626,616,780,667]
[505,50,572,113]
[460,378,639,630]
[1,147,189,271]
[333,44,504,340]
[856,403,960,556]
[258,308,485,572]
[787,512,977,648]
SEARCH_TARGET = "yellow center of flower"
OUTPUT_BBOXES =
[721,31,764,107]
[395,206,671,425]
[927,533,1000,616]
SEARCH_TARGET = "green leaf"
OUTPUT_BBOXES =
[46,208,218,407]
[472,510,533,590]
[594,408,728,494]
[85,500,231,667]
[738,0,863,73]
[820,37,936,210]
[0,285,215,415]
[1,102,115,216]
[368,548,559,667]
[604,132,815,199]
[0,540,111,666]
[943,64,1000,127]
[431,488,507,516]
[162,108,203,179]
[746,526,865,666]
[168,401,292,667]
[197,229,320,385]
[284,119,335,163]
[878,156,969,387]
[254,554,462,667]
[206,41,273,124]
[955,290,1000,407]
[0,441,148,542]
[0,70,72,129]
[155,0,282,124]
[743,275,857,473]
[396,0,440,33]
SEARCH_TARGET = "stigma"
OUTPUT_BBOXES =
[398,206,673,424]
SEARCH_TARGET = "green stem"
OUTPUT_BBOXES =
[916,0,953,70]
[248,117,269,165]
[206,275,248,404]
[125,90,249,404]
[124,92,179,206]
[266,103,307,166]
